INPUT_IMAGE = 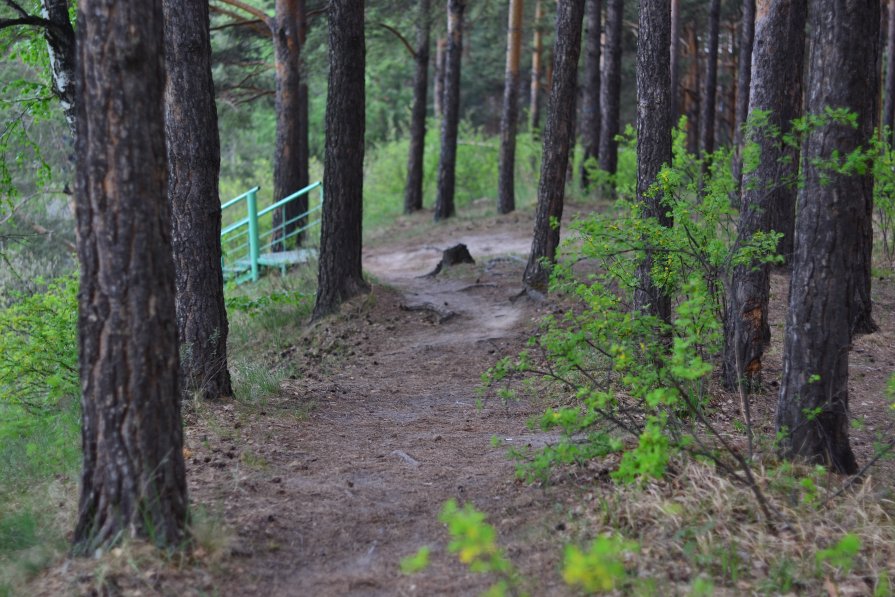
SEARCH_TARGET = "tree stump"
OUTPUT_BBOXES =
[425,243,475,277]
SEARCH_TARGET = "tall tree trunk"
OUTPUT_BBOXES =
[434,37,446,119]
[580,0,601,188]
[405,0,431,214]
[684,25,700,154]
[670,0,682,124]
[39,0,76,133]
[731,0,755,187]
[523,0,586,292]
[723,0,807,390]
[72,0,187,553]
[313,0,369,318]
[498,0,525,214]
[598,0,623,179]
[634,0,673,321]
[885,0,895,142]
[271,0,309,251]
[530,0,544,132]
[699,0,721,158]
[777,0,879,474]
[163,0,233,401]
[434,0,466,221]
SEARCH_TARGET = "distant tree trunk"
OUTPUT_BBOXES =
[684,25,700,153]
[722,0,807,389]
[598,0,623,180]
[777,0,879,474]
[580,0,601,188]
[39,0,77,133]
[699,0,721,158]
[523,0,586,292]
[271,0,308,251]
[670,0,682,123]
[313,0,369,319]
[434,37,446,119]
[530,0,544,131]
[498,0,525,214]
[731,0,755,187]
[405,0,431,214]
[163,0,233,401]
[72,0,187,553]
[634,0,672,322]
[885,0,895,143]
[434,0,466,221]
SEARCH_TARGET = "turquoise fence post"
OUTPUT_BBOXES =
[247,188,260,282]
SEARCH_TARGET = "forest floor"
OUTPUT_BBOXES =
[32,199,895,596]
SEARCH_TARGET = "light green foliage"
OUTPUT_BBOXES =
[873,132,895,266]
[400,546,431,574]
[562,534,638,593]
[816,534,862,575]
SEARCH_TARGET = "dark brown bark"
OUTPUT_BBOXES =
[313,0,369,319]
[498,0,525,214]
[723,0,806,389]
[598,0,623,178]
[434,36,446,119]
[271,0,309,251]
[634,0,673,322]
[885,0,895,141]
[163,0,233,401]
[700,0,721,158]
[670,0,682,122]
[684,25,700,154]
[777,0,880,474]
[731,0,755,187]
[73,0,187,552]
[434,0,466,221]
[580,0,601,187]
[530,0,544,131]
[405,0,431,214]
[523,0,586,292]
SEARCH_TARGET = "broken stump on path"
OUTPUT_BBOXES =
[424,243,476,277]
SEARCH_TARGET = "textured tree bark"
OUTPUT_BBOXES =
[313,0,369,319]
[723,0,806,389]
[885,0,895,142]
[777,0,879,474]
[669,0,682,123]
[163,0,233,401]
[72,0,187,553]
[580,0,601,188]
[634,0,673,322]
[271,0,309,251]
[731,0,755,188]
[684,25,700,154]
[404,0,431,214]
[699,0,721,158]
[434,0,466,221]
[523,0,586,293]
[498,0,525,214]
[598,0,623,180]
[530,0,544,132]
[434,37,446,119]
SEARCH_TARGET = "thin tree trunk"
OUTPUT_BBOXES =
[498,0,525,214]
[634,0,673,322]
[777,0,879,474]
[434,0,466,221]
[38,0,76,133]
[732,0,755,188]
[885,0,895,142]
[73,0,187,553]
[434,37,446,119]
[700,0,721,158]
[684,25,700,154]
[580,0,601,188]
[313,0,369,319]
[598,0,623,179]
[723,0,807,389]
[163,0,233,401]
[271,0,308,251]
[405,0,431,214]
[530,0,544,131]
[523,0,586,293]
[670,0,682,123]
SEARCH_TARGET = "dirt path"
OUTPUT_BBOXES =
[185,216,569,596]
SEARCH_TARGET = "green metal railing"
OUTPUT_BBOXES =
[221,181,323,284]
